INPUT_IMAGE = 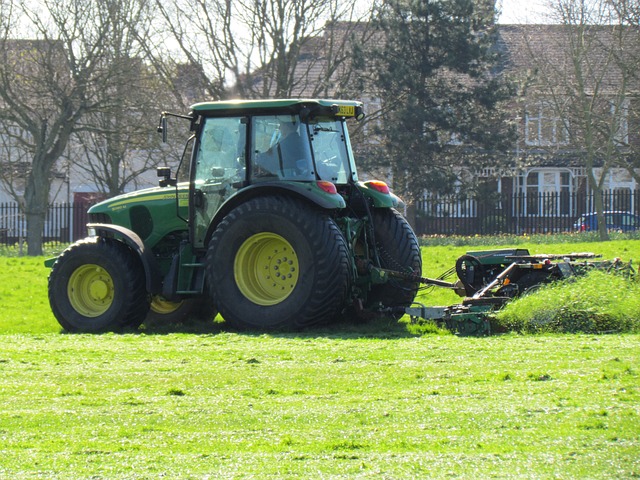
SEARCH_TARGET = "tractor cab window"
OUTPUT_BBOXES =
[197,117,245,175]
[308,117,353,184]
[191,116,246,247]
[251,115,314,181]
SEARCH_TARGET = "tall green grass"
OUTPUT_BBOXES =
[0,242,67,258]
[0,256,59,334]
[494,270,640,333]
[415,238,640,331]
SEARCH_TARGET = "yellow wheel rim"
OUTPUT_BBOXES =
[150,296,183,314]
[67,264,115,317]
[234,233,299,306]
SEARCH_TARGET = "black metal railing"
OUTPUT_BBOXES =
[414,190,639,235]
[1,190,638,246]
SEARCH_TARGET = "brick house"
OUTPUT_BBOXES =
[284,22,639,233]
[486,25,640,232]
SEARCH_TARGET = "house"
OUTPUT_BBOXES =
[282,22,639,233]
[415,25,638,233]
[493,25,639,222]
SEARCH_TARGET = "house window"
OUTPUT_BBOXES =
[526,172,540,215]
[600,169,636,212]
[525,102,569,146]
[361,98,383,144]
[520,169,573,216]
[559,171,571,215]
[611,98,629,146]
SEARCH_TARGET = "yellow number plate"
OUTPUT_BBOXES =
[336,105,355,117]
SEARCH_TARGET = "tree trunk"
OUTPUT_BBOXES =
[593,189,609,241]
[23,154,53,256]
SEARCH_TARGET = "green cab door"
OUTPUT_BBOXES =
[190,116,247,249]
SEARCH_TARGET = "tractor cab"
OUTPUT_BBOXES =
[160,99,365,249]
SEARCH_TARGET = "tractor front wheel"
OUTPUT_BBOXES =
[206,196,350,330]
[48,237,150,332]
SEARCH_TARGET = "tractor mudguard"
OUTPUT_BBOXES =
[86,223,163,294]
[356,181,403,209]
[203,181,346,245]
[233,181,346,209]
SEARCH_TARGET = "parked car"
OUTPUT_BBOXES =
[574,211,640,232]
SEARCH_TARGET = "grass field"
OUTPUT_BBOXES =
[0,237,639,478]
[1,332,638,478]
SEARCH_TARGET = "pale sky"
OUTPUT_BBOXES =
[24,0,554,27]
[497,0,551,24]
[351,0,553,24]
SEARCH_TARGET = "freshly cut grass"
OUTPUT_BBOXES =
[0,332,638,478]
[494,270,640,333]
[1,239,639,477]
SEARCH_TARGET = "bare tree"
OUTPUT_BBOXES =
[69,1,179,197]
[527,0,640,239]
[71,78,170,197]
[0,0,160,254]
[608,0,640,24]
[149,0,376,101]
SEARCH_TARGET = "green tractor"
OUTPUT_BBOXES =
[47,99,422,332]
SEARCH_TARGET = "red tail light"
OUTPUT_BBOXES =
[365,180,390,194]
[317,181,337,194]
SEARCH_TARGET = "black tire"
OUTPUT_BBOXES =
[455,254,485,296]
[367,208,422,314]
[48,237,150,332]
[206,196,350,330]
[145,295,217,325]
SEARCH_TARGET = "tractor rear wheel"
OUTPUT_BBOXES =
[367,208,422,316]
[206,196,350,330]
[48,237,150,332]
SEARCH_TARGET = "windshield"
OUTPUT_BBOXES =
[306,118,353,184]
[250,114,356,184]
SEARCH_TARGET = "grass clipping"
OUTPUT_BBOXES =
[493,270,640,334]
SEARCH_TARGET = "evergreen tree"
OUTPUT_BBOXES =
[370,0,515,202]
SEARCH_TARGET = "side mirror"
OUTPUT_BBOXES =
[157,114,168,143]
[157,166,176,187]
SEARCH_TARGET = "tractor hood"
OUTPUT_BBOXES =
[89,184,189,214]
[88,184,189,248]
